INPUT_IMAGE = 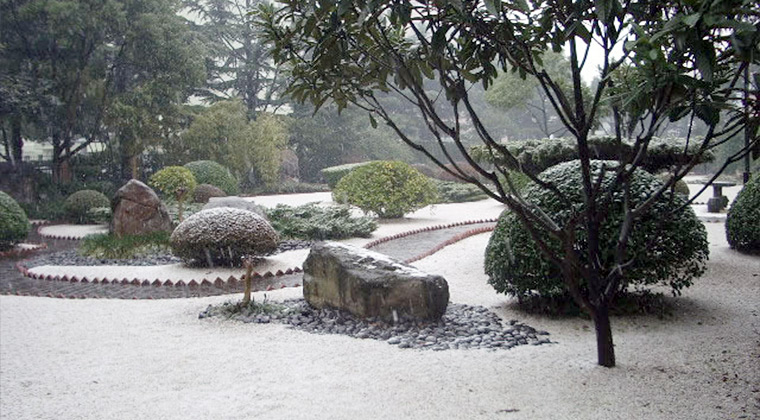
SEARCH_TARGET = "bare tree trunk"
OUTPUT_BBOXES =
[130,155,140,180]
[120,151,140,182]
[10,117,23,167]
[51,140,72,184]
[242,258,253,304]
[593,302,615,367]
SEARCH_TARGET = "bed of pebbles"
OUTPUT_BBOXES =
[199,299,552,351]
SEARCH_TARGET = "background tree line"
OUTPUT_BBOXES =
[1,0,755,195]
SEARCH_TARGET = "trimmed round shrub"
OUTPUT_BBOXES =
[193,184,226,203]
[0,191,30,250]
[410,163,437,178]
[64,190,111,224]
[432,179,488,203]
[726,174,760,253]
[656,173,690,197]
[499,170,531,194]
[170,207,279,267]
[149,166,197,202]
[485,160,709,301]
[333,161,438,218]
[184,160,239,195]
[321,161,375,189]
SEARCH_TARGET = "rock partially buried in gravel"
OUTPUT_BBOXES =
[303,242,449,321]
[111,179,172,237]
[171,207,278,267]
[203,196,268,220]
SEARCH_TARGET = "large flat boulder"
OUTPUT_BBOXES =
[303,242,449,321]
[112,179,172,237]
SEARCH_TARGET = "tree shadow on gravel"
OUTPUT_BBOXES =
[497,288,729,323]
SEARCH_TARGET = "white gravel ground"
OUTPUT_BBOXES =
[1,191,758,420]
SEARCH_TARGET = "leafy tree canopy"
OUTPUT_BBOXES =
[259,0,760,367]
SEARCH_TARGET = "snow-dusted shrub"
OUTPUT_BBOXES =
[485,160,709,301]
[170,207,278,267]
[656,173,690,197]
[726,174,760,253]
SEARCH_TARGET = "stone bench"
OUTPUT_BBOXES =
[302,242,449,321]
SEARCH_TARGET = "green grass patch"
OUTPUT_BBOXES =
[78,231,171,259]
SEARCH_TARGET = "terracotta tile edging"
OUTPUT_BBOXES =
[0,243,48,259]
[404,225,496,264]
[36,224,107,241]
[361,218,497,264]
[15,259,302,289]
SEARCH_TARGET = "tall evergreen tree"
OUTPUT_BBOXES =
[184,0,286,117]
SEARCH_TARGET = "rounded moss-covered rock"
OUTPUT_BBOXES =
[64,189,111,224]
[170,207,278,267]
[193,184,226,203]
[0,191,30,250]
[333,160,438,218]
[184,160,238,195]
[485,160,709,301]
[202,196,268,219]
[726,174,760,253]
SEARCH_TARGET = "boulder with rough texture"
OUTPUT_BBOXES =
[112,180,172,237]
[203,196,268,219]
[171,207,278,267]
[303,242,449,321]
[193,184,226,203]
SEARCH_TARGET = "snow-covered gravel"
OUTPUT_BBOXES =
[25,249,310,283]
[1,191,758,420]
[37,224,109,239]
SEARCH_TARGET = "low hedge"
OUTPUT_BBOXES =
[266,203,377,240]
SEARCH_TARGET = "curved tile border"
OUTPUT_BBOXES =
[10,219,497,299]
[363,218,497,250]
[404,224,496,264]
[37,224,109,240]
[0,243,48,259]
[16,259,303,289]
